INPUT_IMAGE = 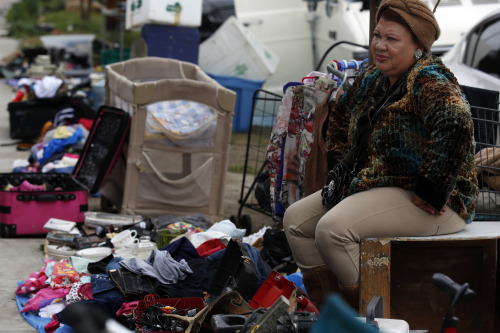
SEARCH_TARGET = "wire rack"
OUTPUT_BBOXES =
[471,105,500,221]
[230,89,283,234]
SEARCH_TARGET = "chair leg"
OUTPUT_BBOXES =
[338,283,360,313]
[302,265,340,310]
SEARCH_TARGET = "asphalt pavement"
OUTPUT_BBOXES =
[0,34,48,332]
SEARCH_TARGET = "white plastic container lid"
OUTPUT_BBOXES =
[77,247,112,262]
[357,317,410,333]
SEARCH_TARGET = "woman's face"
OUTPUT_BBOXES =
[371,15,421,85]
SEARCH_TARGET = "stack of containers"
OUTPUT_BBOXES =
[199,16,280,132]
[126,0,202,64]
[100,57,236,223]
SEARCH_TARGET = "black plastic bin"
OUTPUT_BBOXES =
[7,96,96,140]
[8,97,72,140]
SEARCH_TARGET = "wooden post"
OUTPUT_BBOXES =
[360,238,391,318]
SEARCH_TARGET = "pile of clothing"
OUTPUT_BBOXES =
[15,219,304,333]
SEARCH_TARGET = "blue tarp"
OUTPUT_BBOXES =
[15,281,74,333]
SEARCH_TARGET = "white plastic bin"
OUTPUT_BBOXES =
[199,16,280,81]
[125,0,202,30]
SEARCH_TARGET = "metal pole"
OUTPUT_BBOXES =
[368,0,382,64]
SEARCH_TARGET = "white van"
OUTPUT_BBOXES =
[235,0,500,94]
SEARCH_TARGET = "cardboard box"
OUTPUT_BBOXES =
[125,0,202,30]
[199,16,280,81]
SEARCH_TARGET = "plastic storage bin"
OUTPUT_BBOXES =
[208,73,263,132]
[8,97,73,140]
[125,0,202,30]
[100,49,131,67]
[101,57,236,222]
[199,16,279,81]
[40,34,95,68]
[141,24,200,64]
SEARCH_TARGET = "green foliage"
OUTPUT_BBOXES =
[44,11,102,35]
[40,0,66,12]
[6,1,140,50]
[6,1,38,23]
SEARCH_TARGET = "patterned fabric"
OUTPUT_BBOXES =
[65,281,84,305]
[146,100,216,138]
[145,100,217,149]
[326,55,479,222]
[266,85,327,220]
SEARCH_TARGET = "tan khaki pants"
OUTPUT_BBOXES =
[283,187,466,286]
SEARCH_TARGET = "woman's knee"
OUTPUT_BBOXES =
[315,213,353,247]
[283,201,299,229]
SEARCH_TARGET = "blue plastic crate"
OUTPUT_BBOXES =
[208,73,264,132]
[141,24,200,64]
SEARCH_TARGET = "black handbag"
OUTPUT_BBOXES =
[321,160,354,208]
[207,238,258,301]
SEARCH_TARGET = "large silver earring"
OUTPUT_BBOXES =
[414,49,423,60]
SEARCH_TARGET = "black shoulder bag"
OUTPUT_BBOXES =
[321,160,354,208]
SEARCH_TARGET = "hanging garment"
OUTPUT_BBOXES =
[279,85,327,209]
[304,88,337,196]
[266,84,327,220]
[266,87,294,219]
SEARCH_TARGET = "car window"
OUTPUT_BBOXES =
[465,15,500,79]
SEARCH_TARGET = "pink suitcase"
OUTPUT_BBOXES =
[0,106,130,237]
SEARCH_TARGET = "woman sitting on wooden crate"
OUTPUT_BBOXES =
[283,0,479,311]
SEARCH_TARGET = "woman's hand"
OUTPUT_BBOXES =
[412,194,447,215]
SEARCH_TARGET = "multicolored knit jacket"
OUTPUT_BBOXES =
[326,54,479,223]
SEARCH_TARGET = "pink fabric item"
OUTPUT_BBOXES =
[10,180,45,192]
[15,271,48,295]
[116,301,139,317]
[21,287,69,313]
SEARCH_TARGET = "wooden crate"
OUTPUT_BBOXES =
[360,222,500,333]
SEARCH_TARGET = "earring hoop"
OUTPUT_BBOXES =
[414,49,423,60]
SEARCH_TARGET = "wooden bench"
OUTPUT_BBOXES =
[359,221,500,333]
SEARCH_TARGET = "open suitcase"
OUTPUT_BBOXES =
[0,105,130,237]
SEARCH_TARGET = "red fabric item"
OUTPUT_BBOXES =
[44,319,60,333]
[78,282,93,300]
[12,90,24,102]
[64,152,81,160]
[196,238,227,258]
[78,118,94,131]
[49,261,80,289]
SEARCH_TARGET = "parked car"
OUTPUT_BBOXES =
[236,0,500,94]
[442,8,500,95]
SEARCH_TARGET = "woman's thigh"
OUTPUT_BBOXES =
[314,187,466,285]
[318,187,466,242]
